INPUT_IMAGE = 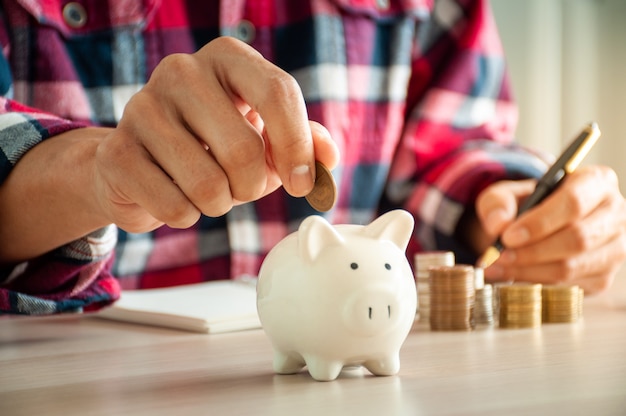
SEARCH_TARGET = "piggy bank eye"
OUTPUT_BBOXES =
[385,263,391,270]
[350,262,358,270]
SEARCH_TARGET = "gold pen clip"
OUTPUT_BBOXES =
[564,122,601,174]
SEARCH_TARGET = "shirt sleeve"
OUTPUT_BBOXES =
[385,0,550,264]
[0,57,120,315]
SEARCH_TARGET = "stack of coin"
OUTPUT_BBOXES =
[491,282,511,324]
[414,251,455,321]
[498,283,542,329]
[474,284,494,326]
[428,264,475,331]
[542,284,583,323]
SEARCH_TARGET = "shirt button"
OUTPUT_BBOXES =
[235,20,256,44]
[62,2,88,29]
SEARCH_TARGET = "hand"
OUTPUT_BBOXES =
[0,37,340,262]
[94,36,339,233]
[474,166,626,294]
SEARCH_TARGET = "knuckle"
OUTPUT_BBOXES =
[607,168,621,189]
[152,53,197,84]
[161,53,193,72]
[269,71,300,93]
[168,213,202,230]
[187,174,223,202]
[121,88,166,125]
[187,175,234,218]
[556,258,578,283]
[567,224,590,252]
[206,35,246,53]
[223,137,265,170]
[588,165,622,198]
[230,178,263,203]
[231,178,265,202]
[260,72,302,107]
[202,36,264,73]
[159,200,198,227]
[203,197,233,218]
[220,140,266,201]
[562,189,585,219]
[590,164,617,184]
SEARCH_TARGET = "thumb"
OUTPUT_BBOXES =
[475,179,537,237]
[309,121,340,170]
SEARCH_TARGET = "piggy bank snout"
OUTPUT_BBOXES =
[342,286,404,337]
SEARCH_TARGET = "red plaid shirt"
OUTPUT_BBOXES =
[0,0,547,314]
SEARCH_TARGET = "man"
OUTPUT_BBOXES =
[1,0,624,314]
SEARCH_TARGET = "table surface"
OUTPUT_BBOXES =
[2,275,626,416]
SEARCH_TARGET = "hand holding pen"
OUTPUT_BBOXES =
[473,122,626,294]
[478,122,601,267]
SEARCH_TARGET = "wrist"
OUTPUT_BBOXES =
[0,126,114,262]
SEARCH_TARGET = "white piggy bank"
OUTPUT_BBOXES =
[257,209,417,381]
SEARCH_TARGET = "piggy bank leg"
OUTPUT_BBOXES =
[303,355,344,381]
[364,353,400,376]
[273,351,306,374]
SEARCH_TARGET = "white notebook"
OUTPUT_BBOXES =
[97,279,261,334]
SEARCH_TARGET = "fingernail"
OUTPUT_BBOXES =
[290,164,313,195]
[505,227,530,245]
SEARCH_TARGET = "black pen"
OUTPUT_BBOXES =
[477,122,601,268]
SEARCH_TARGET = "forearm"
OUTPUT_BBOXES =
[0,127,113,263]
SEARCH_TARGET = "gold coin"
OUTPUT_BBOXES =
[542,285,580,300]
[499,283,542,294]
[305,161,337,212]
[429,264,475,276]
[500,304,542,312]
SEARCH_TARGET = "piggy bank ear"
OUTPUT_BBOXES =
[363,210,414,251]
[298,215,345,263]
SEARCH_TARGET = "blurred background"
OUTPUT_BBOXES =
[492,0,626,192]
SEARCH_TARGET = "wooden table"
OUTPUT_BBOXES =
[2,276,626,416]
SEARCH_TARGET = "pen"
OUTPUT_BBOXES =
[477,122,601,268]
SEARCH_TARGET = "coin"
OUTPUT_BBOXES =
[542,284,582,323]
[305,161,337,212]
[498,283,542,329]
[414,251,455,321]
[428,264,476,331]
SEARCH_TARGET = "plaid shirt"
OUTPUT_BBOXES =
[0,0,546,314]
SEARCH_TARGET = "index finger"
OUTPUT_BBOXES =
[204,37,316,197]
[501,166,619,247]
